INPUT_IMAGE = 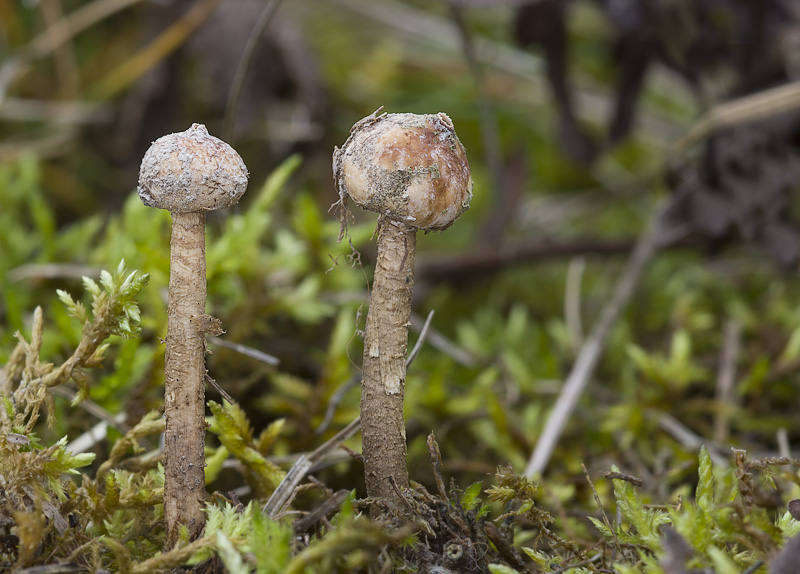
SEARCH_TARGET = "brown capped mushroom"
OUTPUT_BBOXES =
[333,111,472,508]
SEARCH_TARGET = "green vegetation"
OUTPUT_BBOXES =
[3,0,800,571]
[3,153,800,571]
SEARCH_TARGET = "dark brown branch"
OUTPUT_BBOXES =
[416,236,692,283]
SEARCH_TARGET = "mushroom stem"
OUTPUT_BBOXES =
[361,217,416,504]
[164,210,207,544]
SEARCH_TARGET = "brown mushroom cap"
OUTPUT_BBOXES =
[335,112,473,231]
[138,123,248,213]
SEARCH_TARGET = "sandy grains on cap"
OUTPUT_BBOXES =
[138,124,249,213]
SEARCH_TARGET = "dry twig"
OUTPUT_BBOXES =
[263,416,362,518]
[525,206,667,477]
[669,81,800,158]
[713,319,742,442]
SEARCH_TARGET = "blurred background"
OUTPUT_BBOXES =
[3,0,800,505]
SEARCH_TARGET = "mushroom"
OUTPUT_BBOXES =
[333,111,472,507]
[138,123,248,544]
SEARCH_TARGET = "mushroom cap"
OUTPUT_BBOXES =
[138,124,249,213]
[334,112,472,231]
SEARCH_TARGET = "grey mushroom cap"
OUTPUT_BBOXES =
[138,123,249,213]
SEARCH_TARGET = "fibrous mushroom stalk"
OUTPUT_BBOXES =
[360,217,417,499]
[163,210,207,540]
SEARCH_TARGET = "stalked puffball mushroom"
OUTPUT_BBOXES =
[333,111,472,508]
[138,123,248,545]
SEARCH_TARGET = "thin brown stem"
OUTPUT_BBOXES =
[163,211,207,545]
[361,218,415,508]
